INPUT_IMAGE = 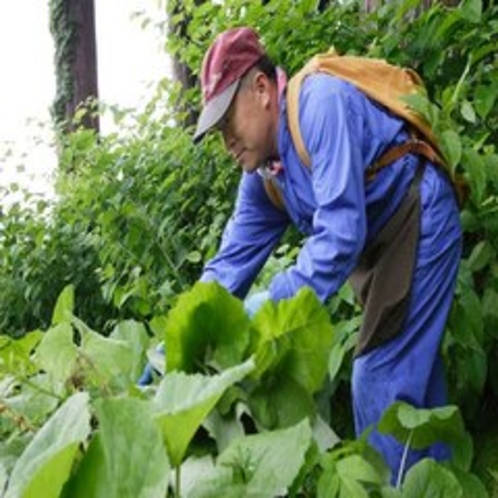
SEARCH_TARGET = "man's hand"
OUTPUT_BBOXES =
[138,342,165,386]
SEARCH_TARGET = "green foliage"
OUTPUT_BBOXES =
[400,459,464,498]
[2,284,489,497]
[152,358,254,467]
[0,186,113,338]
[65,398,170,498]
[317,453,385,498]
[4,392,91,498]
[168,0,367,75]
[378,401,473,471]
[163,282,251,373]
[53,100,237,322]
[247,288,334,429]
[1,0,498,495]
[188,419,312,498]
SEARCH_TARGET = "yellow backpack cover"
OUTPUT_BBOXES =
[263,51,466,210]
[286,51,444,166]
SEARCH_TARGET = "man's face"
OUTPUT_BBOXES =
[218,71,277,173]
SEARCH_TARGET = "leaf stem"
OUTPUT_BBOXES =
[0,400,36,432]
[396,429,413,489]
[175,465,181,498]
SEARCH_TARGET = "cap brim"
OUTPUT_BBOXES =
[193,79,240,143]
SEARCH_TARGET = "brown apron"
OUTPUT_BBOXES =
[349,162,425,357]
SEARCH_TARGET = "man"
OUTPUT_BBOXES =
[194,27,462,481]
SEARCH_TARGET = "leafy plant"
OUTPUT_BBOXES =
[4,392,91,498]
[1,284,490,496]
[1,0,498,495]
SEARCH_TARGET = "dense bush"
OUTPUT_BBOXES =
[0,0,497,494]
[54,100,239,322]
[0,188,113,337]
[0,89,239,335]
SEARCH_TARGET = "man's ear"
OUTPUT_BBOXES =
[253,71,270,92]
[253,71,273,107]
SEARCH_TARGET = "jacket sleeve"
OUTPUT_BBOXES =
[200,170,290,299]
[269,76,368,303]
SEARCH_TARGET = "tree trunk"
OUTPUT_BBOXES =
[167,0,202,128]
[50,0,99,134]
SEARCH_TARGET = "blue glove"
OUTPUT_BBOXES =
[137,362,155,386]
[244,291,270,318]
[138,342,165,386]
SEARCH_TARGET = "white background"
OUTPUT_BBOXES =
[0,1,168,199]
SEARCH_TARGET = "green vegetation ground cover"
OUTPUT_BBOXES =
[0,0,497,495]
[0,283,490,497]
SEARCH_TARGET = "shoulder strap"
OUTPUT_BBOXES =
[287,65,313,167]
[263,177,286,211]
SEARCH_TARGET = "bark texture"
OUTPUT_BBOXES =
[50,0,99,133]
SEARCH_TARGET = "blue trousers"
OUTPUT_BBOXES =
[352,167,462,483]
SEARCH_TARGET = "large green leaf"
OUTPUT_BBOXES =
[34,323,78,385]
[110,319,150,381]
[335,455,383,486]
[153,358,254,467]
[450,298,483,352]
[401,459,462,498]
[5,375,60,428]
[450,466,489,498]
[51,285,75,326]
[73,317,135,388]
[189,419,312,498]
[378,402,473,470]
[460,0,482,23]
[318,471,370,498]
[0,331,43,377]
[248,373,316,429]
[246,288,334,429]
[251,287,334,394]
[317,453,385,498]
[35,317,136,391]
[179,455,216,498]
[61,434,108,498]
[5,392,91,498]
[164,282,251,373]
[475,85,497,120]
[186,474,249,498]
[203,407,246,454]
[66,398,169,498]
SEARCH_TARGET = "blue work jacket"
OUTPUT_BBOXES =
[201,73,455,303]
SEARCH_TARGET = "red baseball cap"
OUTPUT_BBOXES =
[193,27,266,143]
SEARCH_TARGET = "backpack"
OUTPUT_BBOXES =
[263,51,466,210]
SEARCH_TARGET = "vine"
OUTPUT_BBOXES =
[49,0,76,131]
